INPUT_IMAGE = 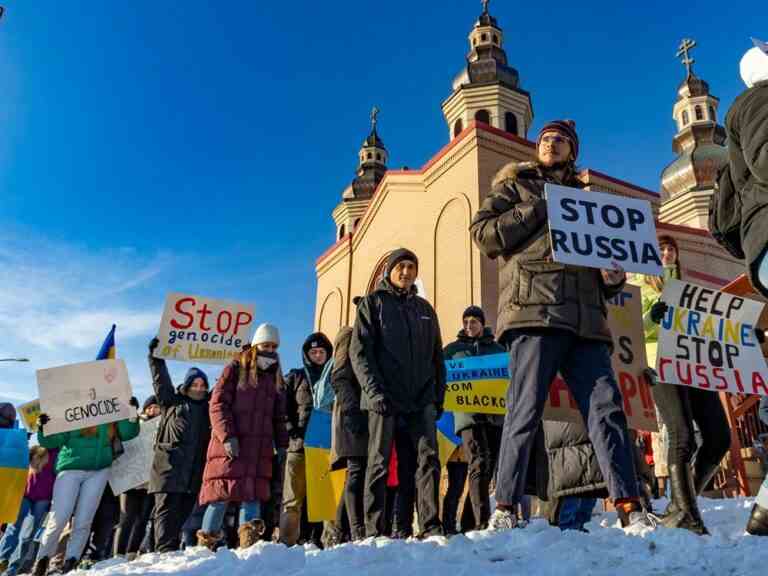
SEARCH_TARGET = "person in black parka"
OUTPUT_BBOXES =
[147,338,211,553]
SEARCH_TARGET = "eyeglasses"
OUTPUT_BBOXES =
[540,135,569,145]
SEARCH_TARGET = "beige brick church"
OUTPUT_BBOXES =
[313,4,743,347]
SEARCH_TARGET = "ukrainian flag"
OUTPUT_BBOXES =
[0,429,30,524]
[303,410,346,522]
[437,412,461,468]
[96,324,117,360]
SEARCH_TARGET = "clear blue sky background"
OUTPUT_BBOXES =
[0,0,758,405]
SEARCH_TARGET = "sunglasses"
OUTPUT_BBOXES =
[540,135,569,145]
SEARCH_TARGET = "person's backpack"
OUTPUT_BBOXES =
[708,163,745,260]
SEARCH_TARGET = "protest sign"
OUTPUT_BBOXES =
[17,399,41,433]
[109,417,160,495]
[657,280,768,396]
[0,429,29,524]
[37,359,136,435]
[444,284,657,431]
[154,293,255,365]
[545,184,662,276]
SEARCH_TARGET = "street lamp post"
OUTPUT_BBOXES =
[0,358,30,363]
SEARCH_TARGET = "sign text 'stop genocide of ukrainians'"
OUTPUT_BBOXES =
[657,280,768,396]
[545,184,663,276]
[154,293,255,365]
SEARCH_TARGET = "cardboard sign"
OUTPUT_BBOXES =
[37,359,136,435]
[154,293,255,365]
[0,429,29,524]
[109,417,160,495]
[444,285,657,431]
[17,400,41,433]
[545,184,662,276]
[657,280,768,395]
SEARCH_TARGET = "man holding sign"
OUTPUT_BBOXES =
[471,119,650,530]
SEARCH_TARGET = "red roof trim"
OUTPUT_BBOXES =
[315,234,351,266]
[656,221,713,238]
[582,169,660,198]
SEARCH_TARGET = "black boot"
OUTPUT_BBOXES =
[61,558,79,574]
[32,557,50,576]
[661,464,708,535]
[746,503,768,536]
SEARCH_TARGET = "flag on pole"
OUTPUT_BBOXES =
[96,324,117,360]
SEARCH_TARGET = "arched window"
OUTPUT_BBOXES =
[354,218,361,230]
[709,106,716,121]
[473,38,477,46]
[366,152,372,160]
[493,34,499,45]
[475,109,490,125]
[505,112,518,135]
[376,153,381,161]
[453,118,464,137]
[338,224,346,240]
[481,33,488,42]
[682,110,690,126]
[695,105,703,121]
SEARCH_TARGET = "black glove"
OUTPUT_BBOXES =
[288,427,305,440]
[370,397,391,417]
[649,301,668,325]
[343,412,368,436]
[434,404,444,421]
[37,413,50,432]
[149,337,160,352]
[642,367,659,387]
[129,397,140,409]
[756,328,766,344]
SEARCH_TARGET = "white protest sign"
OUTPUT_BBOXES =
[545,184,662,276]
[657,280,768,396]
[37,359,136,435]
[109,417,160,495]
[155,293,255,365]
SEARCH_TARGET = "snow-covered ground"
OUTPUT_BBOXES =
[83,497,765,576]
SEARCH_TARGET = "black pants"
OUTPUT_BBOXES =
[365,406,441,537]
[441,461,474,534]
[153,493,196,553]
[114,489,154,556]
[340,456,366,540]
[462,424,502,529]
[651,383,731,482]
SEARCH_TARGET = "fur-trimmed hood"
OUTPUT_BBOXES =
[491,161,539,188]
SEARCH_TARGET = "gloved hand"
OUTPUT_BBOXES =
[650,301,668,324]
[37,413,50,432]
[223,437,240,460]
[129,397,140,409]
[370,397,391,417]
[343,412,368,436]
[642,367,659,387]
[434,404,444,421]
[149,337,160,352]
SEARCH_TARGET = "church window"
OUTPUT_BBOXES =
[376,153,381,161]
[695,105,703,120]
[354,218,361,230]
[493,35,499,44]
[505,112,518,135]
[473,38,477,46]
[475,109,490,125]
[682,110,689,125]
[453,119,463,138]
[481,33,488,42]
[709,106,716,121]
[338,225,346,240]
[367,152,372,160]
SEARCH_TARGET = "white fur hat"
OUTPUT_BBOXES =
[740,40,768,88]
[252,323,280,347]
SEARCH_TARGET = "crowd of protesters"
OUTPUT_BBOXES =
[0,36,767,575]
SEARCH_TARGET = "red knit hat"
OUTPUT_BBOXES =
[537,119,579,160]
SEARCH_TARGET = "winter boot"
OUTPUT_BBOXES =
[488,508,518,531]
[660,464,708,535]
[60,559,79,574]
[196,531,223,552]
[278,510,300,547]
[746,503,768,536]
[237,520,266,549]
[616,500,657,530]
[32,558,49,576]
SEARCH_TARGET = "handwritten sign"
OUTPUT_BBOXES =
[657,280,768,395]
[154,293,255,365]
[37,359,136,435]
[109,417,160,495]
[545,184,662,276]
[17,400,41,433]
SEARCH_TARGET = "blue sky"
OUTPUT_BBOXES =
[0,1,758,404]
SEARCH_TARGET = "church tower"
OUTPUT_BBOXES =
[332,108,388,241]
[659,38,727,228]
[442,0,533,140]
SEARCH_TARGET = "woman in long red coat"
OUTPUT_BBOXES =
[197,323,289,550]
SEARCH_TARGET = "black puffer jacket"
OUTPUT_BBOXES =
[443,327,505,435]
[470,161,624,344]
[148,356,211,495]
[284,332,333,453]
[351,278,446,414]
[330,327,368,468]
[725,79,768,288]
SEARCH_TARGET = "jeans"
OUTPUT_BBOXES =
[201,501,261,534]
[0,498,50,575]
[559,497,597,531]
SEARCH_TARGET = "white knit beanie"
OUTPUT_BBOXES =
[252,323,280,347]
[740,39,768,88]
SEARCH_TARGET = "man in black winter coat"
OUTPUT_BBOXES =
[279,332,333,547]
[147,338,211,553]
[351,248,446,538]
[442,306,505,532]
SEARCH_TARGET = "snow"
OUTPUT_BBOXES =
[82,497,765,576]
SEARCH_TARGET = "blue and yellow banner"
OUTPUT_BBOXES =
[436,411,461,467]
[444,353,509,415]
[303,410,346,522]
[0,429,29,523]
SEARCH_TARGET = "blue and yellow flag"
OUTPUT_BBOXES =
[436,412,461,467]
[0,429,29,523]
[303,410,346,522]
[96,324,117,360]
